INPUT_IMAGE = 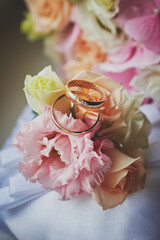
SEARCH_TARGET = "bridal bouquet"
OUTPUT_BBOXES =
[13,66,151,210]
[21,0,160,103]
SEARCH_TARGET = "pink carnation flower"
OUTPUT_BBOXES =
[13,108,113,200]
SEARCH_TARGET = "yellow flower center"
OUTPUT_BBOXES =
[98,0,115,10]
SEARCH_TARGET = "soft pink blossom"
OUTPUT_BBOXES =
[57,23,80,60]
[93,65,137,92]
[58,23,106,63]
[56,23,107,79]
[118,0,160,53]
[94,41,160,73]
[13,108,113,200]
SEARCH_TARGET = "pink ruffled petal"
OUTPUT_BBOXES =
[39,162,76,189]
[55,180,81,200]
[55,110,88,132]
[41,134,74,164]
[18,161,40,182]
[79,172,102,193]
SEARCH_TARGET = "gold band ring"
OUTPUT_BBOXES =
[65,80,106,109]
[51,94,100,135]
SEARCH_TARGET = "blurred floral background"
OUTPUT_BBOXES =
[0,0,52,147]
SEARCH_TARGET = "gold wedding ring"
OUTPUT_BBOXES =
[51,94,100,135]
[51,80,106,135]
[65,80,106,108]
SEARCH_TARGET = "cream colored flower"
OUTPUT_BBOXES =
[92,148,146,210]
[118,91,151,148]
[130,65,160,102]
[77,3,126,53]
[99,90,151,149]
[24,66,64,114]
[25,0,73,33]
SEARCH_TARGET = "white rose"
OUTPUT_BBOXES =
[77,3,126,53]
[118,91,151,148]
[99,91,151,149]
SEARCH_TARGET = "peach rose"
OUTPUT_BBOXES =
[63,60,93,80]
[25,0,73,33]
[72,71,151,149]
[63,32,107,79]
[73,32,107,64]
[92,148,146,210]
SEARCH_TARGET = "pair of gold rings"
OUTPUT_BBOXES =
[51,79,106,134]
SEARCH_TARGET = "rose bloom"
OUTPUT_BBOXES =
[13,108,113,200]
[73,32,107,64]
[92,148,146,210]
[25,0,73,33]
[73,71,151,149]
[63,31,107,79]
[24,66,64,114]
[77,3,127,53]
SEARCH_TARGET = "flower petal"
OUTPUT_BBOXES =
[99,41,160,72]
[125,14,160,53]
[105,148,139,173]
[92,185,127,210]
